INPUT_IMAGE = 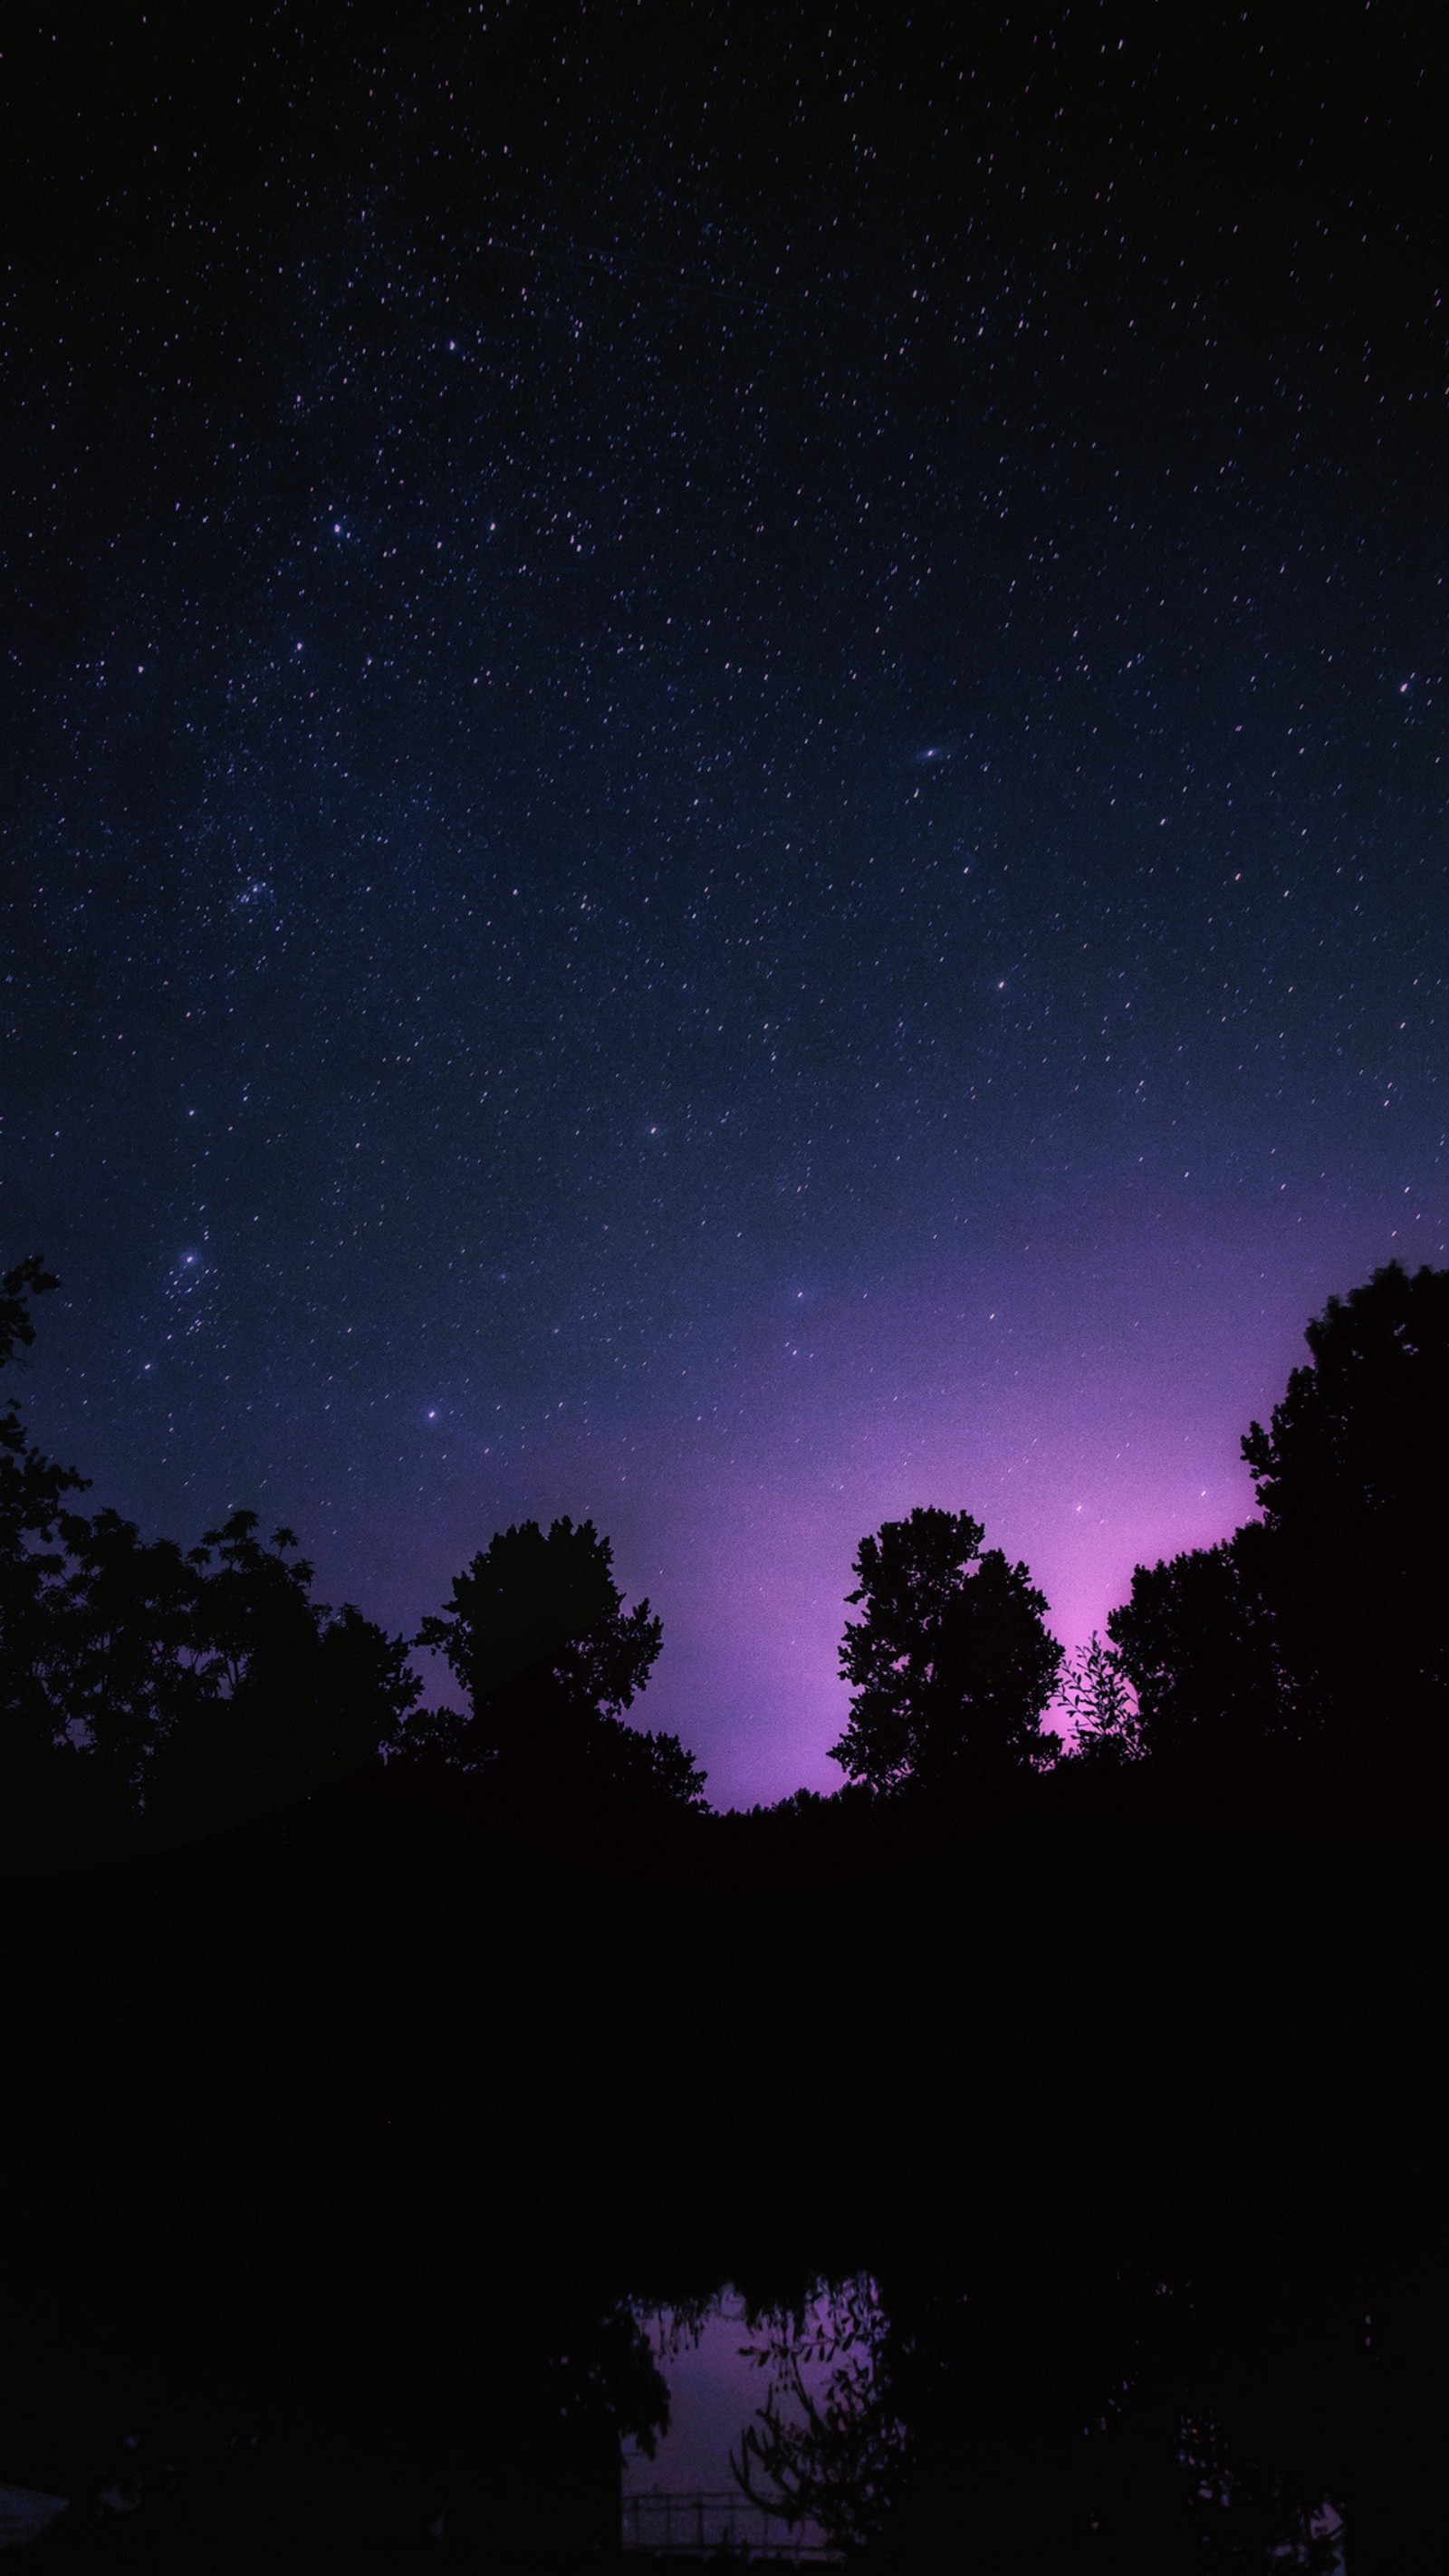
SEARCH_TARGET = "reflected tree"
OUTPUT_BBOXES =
[732,2277,906,2554]
[725,2260,1350,2572]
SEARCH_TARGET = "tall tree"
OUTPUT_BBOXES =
[412,1517,705,1812]
[829,1507,1061,1799]
[1106,1521,1285,1775]
[0,1256,94,1851]
[1241,1260,1449,1773]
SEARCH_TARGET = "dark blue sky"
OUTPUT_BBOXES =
[5,4,1444,1802]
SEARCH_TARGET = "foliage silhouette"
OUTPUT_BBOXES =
[732,2276,905,2555]
[0,1257,99,1855]
[409,1515,707,1814]
[830,1506,1062,1798]
[143,1511,420,1840]
[715,2245,1351,2573]
[1242,1259,1449,1776]
[1106,1522,1285,1780]
[48,1506,211,1812]
[1105,1261,1449,1814]
[3,1262,1435,2562]
[1056,1630,1142,1765]
[7,1248,1448,1855]
[1,1263,418,1859]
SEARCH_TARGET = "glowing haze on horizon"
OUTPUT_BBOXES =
[357,1188,1435,1806]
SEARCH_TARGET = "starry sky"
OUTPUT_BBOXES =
[4,5,1445,1805]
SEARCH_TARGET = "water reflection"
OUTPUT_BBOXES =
[623,2270,1347,2571]
[3,1812,1409,2565]
[731,2278,899,2558]
[623,2283,882,2559]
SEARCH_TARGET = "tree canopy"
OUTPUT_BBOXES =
[1106,1522,1284,1776]
[410,1515,706,1814]
[8,1249,1447,1856]
[830,1506,1061,1799]
[1106,1261,1449,1806]
[1243,1260,1449,1764]
[1,1259,418,1859]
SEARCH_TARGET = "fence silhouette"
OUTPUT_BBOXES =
[621,2486,836,2559]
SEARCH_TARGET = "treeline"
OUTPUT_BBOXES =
[765,1259,1448,1839]
[803,1256,1449,1833]
[0,1258,705,1868]
[3,1254,1446,1870]
[1076,1255,1449,1827]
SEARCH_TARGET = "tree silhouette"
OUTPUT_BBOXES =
[144,1511,420,1837]
[1242,1259,1449,1780]
[1106,1522,1285,1777]
[49,1505,209,1808]
[0,1256,95,1844]
[1106,1262,1449,1809]
[829,1507,1061,1798]
[411,1516,706,1812]
[3,1263,417,1852]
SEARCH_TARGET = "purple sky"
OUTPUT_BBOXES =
[349,1183,1438,1810]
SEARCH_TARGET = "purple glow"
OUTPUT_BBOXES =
[624,2287,863,2511]
[348,1186,1442,1812]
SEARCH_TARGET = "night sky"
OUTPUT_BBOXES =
[5,5,1444,1805]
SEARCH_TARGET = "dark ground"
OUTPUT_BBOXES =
[1,1772,1441,2568]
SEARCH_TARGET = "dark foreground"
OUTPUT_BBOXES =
[1,1773,1441,2570]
